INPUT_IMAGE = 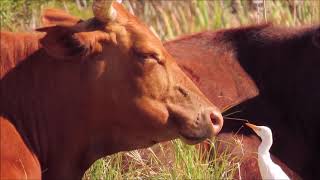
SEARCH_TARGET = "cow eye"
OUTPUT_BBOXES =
[134,51,162,64]
[145,53,161,63]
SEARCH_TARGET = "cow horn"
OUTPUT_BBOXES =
[93,0,117,23]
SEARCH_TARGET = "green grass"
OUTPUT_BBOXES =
[82,139,242,180]
[1,0,319,179]
[1,0,319,39]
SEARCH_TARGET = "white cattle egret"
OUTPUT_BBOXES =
[245,123,290,180]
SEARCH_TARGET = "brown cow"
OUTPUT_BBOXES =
[0,1,224,179]
[165,24,320,179]
[38,8,306,179]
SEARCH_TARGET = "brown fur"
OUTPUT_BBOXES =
[165,24,319,179]
[0,4,223,180]
[165,30,259,110]
[37,8,312,179]
[0,116,41,179]
[0,32,44,78]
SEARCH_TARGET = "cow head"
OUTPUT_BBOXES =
[38,1,223,153]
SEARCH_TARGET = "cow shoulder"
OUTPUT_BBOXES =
[0,116,41,179]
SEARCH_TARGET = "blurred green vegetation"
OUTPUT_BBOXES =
[1,0,319,40]
[83,140,242,180]
[1,0,319,179]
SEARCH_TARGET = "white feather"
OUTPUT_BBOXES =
[246,123,290,180]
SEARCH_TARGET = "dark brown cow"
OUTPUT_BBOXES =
[0,2,224,179]
[165,24,320,179]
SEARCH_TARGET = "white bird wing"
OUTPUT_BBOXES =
[259,156,290,180]
[270,163,290,180]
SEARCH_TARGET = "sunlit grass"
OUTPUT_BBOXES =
[1,0,319,179]
[1,0,319,40]
[83,139,242,180]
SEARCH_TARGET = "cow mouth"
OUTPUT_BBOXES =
[169,114,209,144]
[179,133,208,145]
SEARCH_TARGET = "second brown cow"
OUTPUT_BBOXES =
[166,24,320,179]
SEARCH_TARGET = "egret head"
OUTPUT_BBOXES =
[245,123,272,142]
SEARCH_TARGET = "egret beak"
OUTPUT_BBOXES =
[245,123,259,133]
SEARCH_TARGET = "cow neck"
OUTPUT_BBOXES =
[0,32,92,178]
[0,31,122,179]
[1,32,48,160]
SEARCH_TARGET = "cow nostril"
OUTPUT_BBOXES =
[210,111,223,133]
[210,112,219,125]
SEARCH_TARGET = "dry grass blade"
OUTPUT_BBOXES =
[1,0,319,179]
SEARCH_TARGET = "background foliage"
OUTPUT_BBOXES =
[1,0,319,179]
[1,0,319,40]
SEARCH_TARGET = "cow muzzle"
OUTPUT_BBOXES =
[170,105,224,145]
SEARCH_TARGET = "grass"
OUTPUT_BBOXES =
[82,139,243,180]
[1,0,319,39]
[1,0,319,179]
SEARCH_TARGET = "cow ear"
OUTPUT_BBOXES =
[37,26,111,61]
[41,8,82,27]
[37,26,84,60]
